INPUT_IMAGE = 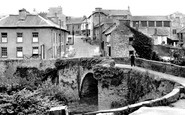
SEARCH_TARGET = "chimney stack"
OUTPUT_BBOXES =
[19,8,28,20]
[95,7,102,12]
[128,6,130,11]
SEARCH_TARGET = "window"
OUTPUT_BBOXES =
[173,29,177,34]
[164,21,170,27]
[108,46,111,56]
[32,47,39,57]
[16,47,23,58]
[133,21,139,27]
[123,15,127,19]
[17,33,23,43]
[149,21,155,27]
[32,32,39,43]
[1,47,7,57]
[141,21,147,27]
[156,21,162,27]
[129,37,134,45]
[67,37,74,45]
[1,33,7,43]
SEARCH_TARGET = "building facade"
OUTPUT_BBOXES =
[131,16,173,45]
[102,20,135,57]
[88,7,131,40]
[66,17,83,35]
[47,6,67,29]
[0,9,68,60]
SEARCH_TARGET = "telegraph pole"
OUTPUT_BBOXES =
[59,20,62,58]
[73,23,74,43]
[99,8,102,56]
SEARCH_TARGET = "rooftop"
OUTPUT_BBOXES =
[132,16,170,21]
[89,8,131,18]
[101,9,131,16]
[0,10,68,32]
[66,17,83,24]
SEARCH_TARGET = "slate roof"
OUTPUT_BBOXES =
[0,14,68,31]
[138,28,170,36]
[101,9,131,16]
[178,27,185,33]
[104,23,117,35]
[94,18,114,28]
[155,28,170,36]
[89,9,131,18]
[66,17,83,24]
[132,16,170,21]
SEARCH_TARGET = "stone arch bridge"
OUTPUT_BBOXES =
[1,57,185,112]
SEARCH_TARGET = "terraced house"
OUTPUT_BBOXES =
[0,9,68,59]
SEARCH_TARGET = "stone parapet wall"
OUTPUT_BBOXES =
[93,65,177,111]
[113,57,185,77]
[0,59,56,78]
[85,86,183,115]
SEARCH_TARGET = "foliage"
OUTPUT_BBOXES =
[0,88,61,115]
[151,51,162,61]
[171,58,185,66]
[13,67,44,91]
[0,78,68,115]
[127,25,154,60]
[55,57,103,70]
[93,65,127,81]
[37,79,68,104]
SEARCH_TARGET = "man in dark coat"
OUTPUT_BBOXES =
[130,54,135,66]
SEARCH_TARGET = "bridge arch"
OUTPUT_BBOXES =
[80,72,98,98]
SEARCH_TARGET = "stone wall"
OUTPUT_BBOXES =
[110,21,134,57]
[93,66,176,110]
[113,57,185,77]
[0,59,56,78]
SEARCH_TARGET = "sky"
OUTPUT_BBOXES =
[1,0,185,17]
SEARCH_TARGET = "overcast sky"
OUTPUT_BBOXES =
[1,0,185,17]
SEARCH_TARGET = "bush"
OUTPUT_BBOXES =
[38,79,68,104]
[0,89,60,115]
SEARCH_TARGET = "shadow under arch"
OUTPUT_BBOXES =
[80,72,98,104]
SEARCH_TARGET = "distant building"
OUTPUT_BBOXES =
[88,7,131,39]
[46,6,67,29]
[170,12,185,47]
[131,16,173,45]
[81,16,90,37]
[0,9,68,59]
[66,17,83,35]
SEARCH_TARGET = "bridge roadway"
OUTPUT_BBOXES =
[85,64,185,115]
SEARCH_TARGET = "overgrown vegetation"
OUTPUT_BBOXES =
[0,58,104,114]
[55,57,103,70]
[127,26,154,60]
[94,66,175,108]
[0,78,66,115]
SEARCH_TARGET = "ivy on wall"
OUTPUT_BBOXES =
[127,25,154,60]
[55,58,103,70]
[93,66,175,109]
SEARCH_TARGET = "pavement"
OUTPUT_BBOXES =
[71,35,99,58]
[130,106,185,115]
[115,64,185,86]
